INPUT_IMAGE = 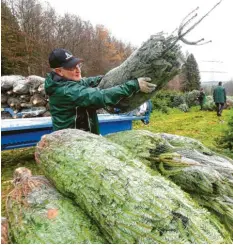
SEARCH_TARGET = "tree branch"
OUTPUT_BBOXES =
[177,0,223,45]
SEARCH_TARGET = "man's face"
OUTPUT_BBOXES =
[55,63,82,81]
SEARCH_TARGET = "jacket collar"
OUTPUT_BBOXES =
[51,71,69,82]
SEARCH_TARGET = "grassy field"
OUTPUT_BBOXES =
[134,106,233,157]
[1,107,233,216]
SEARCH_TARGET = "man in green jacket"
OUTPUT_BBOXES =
[213,81,226,116]
[45,48,156,134]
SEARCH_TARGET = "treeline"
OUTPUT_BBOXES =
[224,80,233,95]
[1,0,135,77]
[203,80,233,96]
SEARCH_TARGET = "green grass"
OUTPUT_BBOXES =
[133,106,233,158]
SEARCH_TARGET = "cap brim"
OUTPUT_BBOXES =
[62,57,83,68]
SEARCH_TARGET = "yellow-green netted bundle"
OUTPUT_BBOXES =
[6,167,106,244]
[106,130,233,238]
[35,129,231,244]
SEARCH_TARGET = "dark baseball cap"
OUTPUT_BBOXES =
[49,48,83,68]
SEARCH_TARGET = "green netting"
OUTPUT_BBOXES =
[35,129,231,244]
[98,34,182,112]
[6,167,106,244]
[178,103,189,112]
[184,90,200,107]
[106,130,233,238]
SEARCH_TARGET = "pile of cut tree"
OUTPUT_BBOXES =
[4,129,232,243]
[1,75,50,119]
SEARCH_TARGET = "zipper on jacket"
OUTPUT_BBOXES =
[86,110,92,132]
[75,106,79,129]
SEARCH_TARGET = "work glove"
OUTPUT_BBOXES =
[137,77,157,93]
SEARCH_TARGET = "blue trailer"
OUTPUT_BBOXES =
[1,115,144,150]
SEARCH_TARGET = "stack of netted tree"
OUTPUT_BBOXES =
[107,130,233,238]
[1,75,50,119]
[5,129,233,243]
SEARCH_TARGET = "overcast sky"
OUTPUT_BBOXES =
[43,0,233,82]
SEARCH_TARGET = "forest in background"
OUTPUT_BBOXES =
[1,0,135,77]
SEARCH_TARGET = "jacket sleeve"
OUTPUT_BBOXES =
[79,76,104,88]
[65,79,140,107]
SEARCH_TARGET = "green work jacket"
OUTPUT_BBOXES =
[213,86,226,103]
[45,72,140,134]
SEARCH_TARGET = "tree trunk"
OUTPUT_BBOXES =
[98,33,182,112]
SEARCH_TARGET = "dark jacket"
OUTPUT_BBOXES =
[198,91,206,103]
[45,72,140,134]
[213,85,226,103]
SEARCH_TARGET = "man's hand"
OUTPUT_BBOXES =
[138,77,156,93]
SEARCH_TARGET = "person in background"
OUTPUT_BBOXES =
[213,81,226,117]
[198,87,206,110]
[45,48,156,134]
[136,100,153,125]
